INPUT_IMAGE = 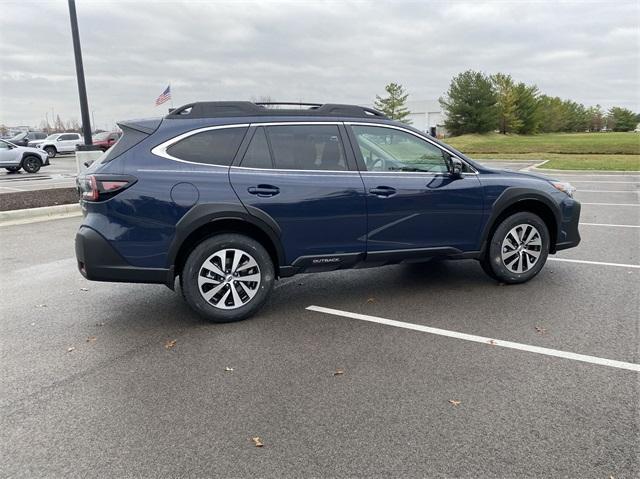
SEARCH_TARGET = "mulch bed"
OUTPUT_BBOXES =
[0,188,79,212]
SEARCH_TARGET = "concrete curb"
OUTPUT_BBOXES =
[0,203,81,227]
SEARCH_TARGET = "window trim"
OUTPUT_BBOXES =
[151,124,250,166]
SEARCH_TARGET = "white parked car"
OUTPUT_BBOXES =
[0,139,50,173]
[37,133,82,158]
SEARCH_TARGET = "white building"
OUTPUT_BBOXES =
[405,100,446,137]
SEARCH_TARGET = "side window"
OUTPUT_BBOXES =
[58,134,72,141]
[241,127,272,169]
[167,127,248,165]
[0,141,9,149]
[351,125,448,173]
[266,124,347,171]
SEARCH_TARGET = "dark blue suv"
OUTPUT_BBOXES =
[75,102,580,322]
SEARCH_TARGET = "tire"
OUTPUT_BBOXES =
[22,156,42,173]
[481,212,550,284]
[5,166,20,172]
[180,234,275,323]
[44,146,56,158]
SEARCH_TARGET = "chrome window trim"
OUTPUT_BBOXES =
[346,121,479,175]
[151,123,250,166]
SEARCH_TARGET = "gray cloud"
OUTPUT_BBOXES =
[1,0,638,129]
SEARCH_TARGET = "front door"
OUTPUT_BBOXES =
[230,123,367,268]
[58,134,80,152]
[347,124,485,256]
[0,140,20,166]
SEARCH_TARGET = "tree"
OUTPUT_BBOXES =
[587,105,605,132]
[440,70,497,135]
[513,83,541,134]
[54,114,65,133]
[374,82,411,123]
[491,73,522,134]
[607,107,637,132]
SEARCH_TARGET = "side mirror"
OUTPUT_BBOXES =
[449,156,463,177]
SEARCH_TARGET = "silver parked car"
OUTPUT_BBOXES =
[0,139,50,173]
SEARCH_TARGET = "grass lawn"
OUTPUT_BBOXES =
[444,132,640,170]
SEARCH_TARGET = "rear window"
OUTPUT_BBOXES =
[167,127,248,165]
[99,127,149,164]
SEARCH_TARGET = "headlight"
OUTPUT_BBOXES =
[551,181,576,197]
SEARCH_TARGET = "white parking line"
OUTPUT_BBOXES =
[580,222,640,228]
[581,202,638,206]
[548,258,640,268]
[307,306,640,372]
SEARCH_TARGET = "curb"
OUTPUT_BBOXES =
[0,203,81,226]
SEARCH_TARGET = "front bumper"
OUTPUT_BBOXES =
[75,226,173,286]
[554,200,581,251]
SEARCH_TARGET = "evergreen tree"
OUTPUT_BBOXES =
[513,83,541,134]
[491,73,522,134]
[374,83,411,123]
[607,107,637,131]
[440,70,497,135]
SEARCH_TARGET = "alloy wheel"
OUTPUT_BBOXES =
[500,223,542,274]
[197,248,261,310]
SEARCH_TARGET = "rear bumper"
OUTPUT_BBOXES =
[75,226,173,287]
[554,200,581,251]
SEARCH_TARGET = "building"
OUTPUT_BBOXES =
[405,100,446,137]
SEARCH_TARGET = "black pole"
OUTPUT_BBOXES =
[68,0,93,146]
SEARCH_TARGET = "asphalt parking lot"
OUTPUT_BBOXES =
[1,169,638,478]
[0,154,78,193]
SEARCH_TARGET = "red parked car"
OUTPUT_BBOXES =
[92,131,121,151]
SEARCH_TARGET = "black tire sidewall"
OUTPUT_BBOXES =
[181,234,275,323]
[45,147,56,158]
[486,212,550,284]
[22,156,41,173]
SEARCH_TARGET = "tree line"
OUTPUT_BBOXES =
[372,73,639,136]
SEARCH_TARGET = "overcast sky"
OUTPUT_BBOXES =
[1,0,638,129]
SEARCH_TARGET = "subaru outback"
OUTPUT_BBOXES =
[75,102,580,322]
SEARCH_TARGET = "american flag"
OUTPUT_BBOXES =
[155,85,171,106]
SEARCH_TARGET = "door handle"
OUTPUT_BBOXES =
[248,185,280,197]
[369,186,396,197]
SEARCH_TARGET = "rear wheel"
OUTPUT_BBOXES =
[180,234,275,322]
[22,156,42,173]
[44,146,56,158]
[480,212,550,284]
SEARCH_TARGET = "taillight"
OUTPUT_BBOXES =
[78,174,137,202]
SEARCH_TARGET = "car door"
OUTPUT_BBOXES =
[347,123,485,256]
[58,134,80,152]
[230,123,367,268]
[0,140,20,166]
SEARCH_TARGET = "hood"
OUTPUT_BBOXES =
[481,165,558,182]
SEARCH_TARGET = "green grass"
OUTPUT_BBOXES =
[470,153,640,171]
[445,132,640,155]
[443,132,640,170]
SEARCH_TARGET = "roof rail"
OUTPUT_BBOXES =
[165,101,388,120]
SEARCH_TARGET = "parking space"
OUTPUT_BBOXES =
[0,155,78,193]
[1,172,638,477]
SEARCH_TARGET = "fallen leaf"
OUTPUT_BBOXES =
[224,367,234,372]
[488,339,497,346]
[80,287,89,292]
[334,368,345,376]
[164,339,177,350]
[86,336,97,343]
[535,326,547,335]
[251,436,264,447]
[448,399,461,406]
[67,347,75,353]
[366,297,375,303]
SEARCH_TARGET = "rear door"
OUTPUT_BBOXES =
[58,134,81,152]
[230,123,367,268]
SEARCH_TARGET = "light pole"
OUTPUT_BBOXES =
[67,0,95,147]
[91,110,96,133]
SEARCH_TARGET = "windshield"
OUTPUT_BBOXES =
[44,134,59,140]
[9,132,27,141]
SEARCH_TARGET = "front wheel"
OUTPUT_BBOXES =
[180,234,275,323]
[22,156,42,173]
[44,146,56,158]
[5,166,20,172]
[480,212,550,284]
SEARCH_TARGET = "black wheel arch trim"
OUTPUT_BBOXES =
[167,202,285,270]
[479,187,561,254]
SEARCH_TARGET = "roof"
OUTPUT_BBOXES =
[165,102,388,120]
